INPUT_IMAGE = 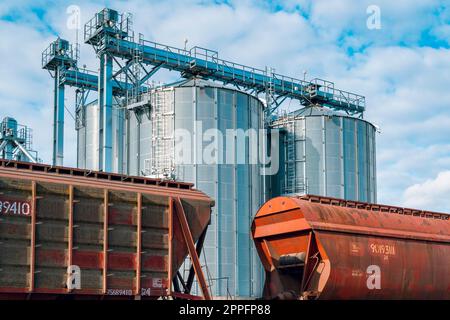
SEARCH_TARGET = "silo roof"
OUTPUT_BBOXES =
[272,106,377,129]
[168,78,228,89]
[289,106,342,117]
[164,77,265,104]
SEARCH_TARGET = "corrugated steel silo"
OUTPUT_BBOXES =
[125,107,152,176]
[271,107,377,203]
[126,79,266,298]
[76,101,125,173]
[76,79,267,298]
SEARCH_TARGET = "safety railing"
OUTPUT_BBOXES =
[42,39,75,69]
[41,42,55,68]
[299,194,449,220]
[84,8,131,43]
[189,46,218,62]
[82,8,366,114]
[62,68,97,83]
[105,34,366,112]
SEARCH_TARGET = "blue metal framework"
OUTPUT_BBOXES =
[42,38,76,166]
[43,8,366,169]
[0,117,40,163]
[42,37,139,167]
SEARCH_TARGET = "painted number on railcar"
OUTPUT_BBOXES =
[106,288,155,296]
[141,288,152,296]
[0,199,31,216]
[152,278,163,288]
[370,243,396,256]
[106,289,133,296]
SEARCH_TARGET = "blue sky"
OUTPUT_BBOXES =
[1,0,450,211]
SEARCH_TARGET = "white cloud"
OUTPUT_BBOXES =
[377,144,450,205]
[337,46,450,208]
[402,171,450,213]
[0,19,56,164]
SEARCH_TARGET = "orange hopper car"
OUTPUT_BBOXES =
[252,195,450,300]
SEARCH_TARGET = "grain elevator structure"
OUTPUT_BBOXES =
[43,8,375,298]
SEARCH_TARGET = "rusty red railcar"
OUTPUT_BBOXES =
[0,160,213,300]
[252,195,450,300]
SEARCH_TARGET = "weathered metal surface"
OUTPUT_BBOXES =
[0,160,213,300]
[252,194,450,300]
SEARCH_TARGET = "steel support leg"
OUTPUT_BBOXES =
[172,197,212,300]
[173,277,181,294]
[185,226,208,294]
[53,68,65,166]
[98,54,113,172]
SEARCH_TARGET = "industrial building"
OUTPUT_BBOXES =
[41,8,373,298]
[0,117,40,163]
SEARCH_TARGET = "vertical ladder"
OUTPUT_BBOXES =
[126,37,144,106]
[265,67,275,113]
[151,89,175,178]
[284,119,296,194]
[284,118,307,195]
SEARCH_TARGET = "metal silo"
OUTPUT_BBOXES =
[122,101,153,177]
[76,101,125,173]
[125,79,266,298]
[271,107,377,203]
[77,79,267,298]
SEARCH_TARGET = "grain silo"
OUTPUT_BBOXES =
[78,79,267,297]
[76,100,125,173]
[141,80,265,297]
[271,107,377,203]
